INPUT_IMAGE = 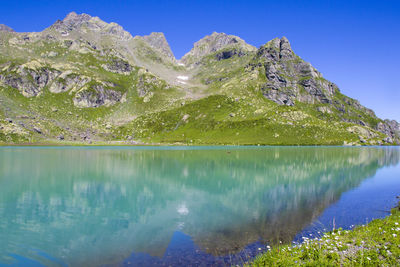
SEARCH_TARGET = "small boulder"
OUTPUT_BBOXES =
[383,137,393,143]
[48,51,58,57]
[33,127,42,134]
[182,114,190,122]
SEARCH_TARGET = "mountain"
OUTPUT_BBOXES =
[0,12,398,145]
[0,24,14,33]
[180,32,256,67]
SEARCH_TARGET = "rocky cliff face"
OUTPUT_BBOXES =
[377,120,400,143]
[0,12,398,145]
[250,37,336,106]
[244,37,399,142]
[0,64,61,97]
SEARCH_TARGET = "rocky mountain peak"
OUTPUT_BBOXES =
[143,32,175,61]
[63,11,92,26]
[181,32,256,65]
[0,24,15,32]
[257,36,295,61]
[50,12,132,41]
[279,36,293,58]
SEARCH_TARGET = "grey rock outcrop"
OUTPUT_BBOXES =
[73,83,123,108]
[143,32,175,61]
[49,72,90,93]
[0,66,61,97]
[136,71,169,97]
[377,120,400,143]
[215,48,246,61]
[181,32,256,66]
[257,37,295,61]
[102,58,132,74]
[0,24,15,32]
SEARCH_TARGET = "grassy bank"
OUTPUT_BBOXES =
[248,202,400,266]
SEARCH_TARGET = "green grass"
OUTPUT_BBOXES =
[113,95,385,145]
[248,203,400,266]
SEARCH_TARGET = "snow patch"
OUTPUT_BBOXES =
[177,75,189,81]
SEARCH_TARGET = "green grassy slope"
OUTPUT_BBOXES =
[114,95,386,145]
[0,14,398,145]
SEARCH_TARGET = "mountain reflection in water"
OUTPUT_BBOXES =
[0,146,399,266]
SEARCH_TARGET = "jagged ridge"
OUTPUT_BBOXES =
[0,12,398,145]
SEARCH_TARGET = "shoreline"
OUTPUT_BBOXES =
[248,201,400,266]
[0,141,399,147]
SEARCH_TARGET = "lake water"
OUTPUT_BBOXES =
[0,146,399,266]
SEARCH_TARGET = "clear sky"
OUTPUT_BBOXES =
[1,0,399,121]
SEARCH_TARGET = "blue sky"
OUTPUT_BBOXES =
[1,0,399,121]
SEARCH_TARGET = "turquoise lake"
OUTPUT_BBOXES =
[0,146,399,266]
